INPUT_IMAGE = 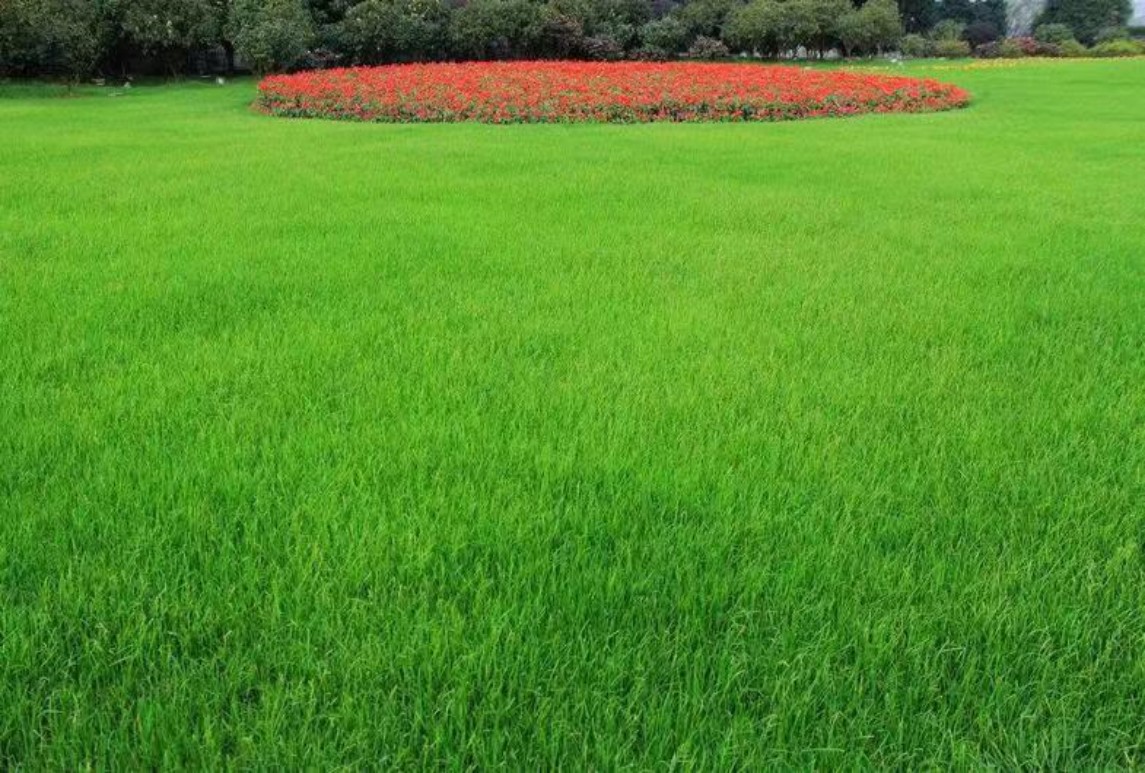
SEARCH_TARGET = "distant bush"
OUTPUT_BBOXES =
[1011,36,1041,54]
[686,35,729,59]
[1055,38,1090,55]
[630,45,670,60]
[1090,38,1144,55]
[974,37,1026,57]
[900,33,932,56]
[932,38,971,56]
[1034,22,1075,44]
[1053,38,1090,54]
[582,35,625,60]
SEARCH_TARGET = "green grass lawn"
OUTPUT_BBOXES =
[2,59,1144,768]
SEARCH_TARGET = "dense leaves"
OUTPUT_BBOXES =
[1038,0,1133,42]
[256,60,969,122]
[1,0,1140,78]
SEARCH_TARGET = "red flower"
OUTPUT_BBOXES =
[256,62,970,124]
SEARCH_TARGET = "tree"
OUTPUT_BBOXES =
[777,0,824,52]
[724,0,781,54]
[230,0,315,72]
[120,0,222,73]
[639,16,688,54]
[806,0,851,55]
[895,0,935,32]
[0,0,112,81]
[935,0,1006,35]
[447,0,544,59]
[674,0,738,39]
[1037,0,1131,42]
[339,0,447,63]
[838,0,902,54]
[537,7,586,57]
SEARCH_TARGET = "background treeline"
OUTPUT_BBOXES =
[0,0,1136,79]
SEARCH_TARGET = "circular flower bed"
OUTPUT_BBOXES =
[257,62,970,124]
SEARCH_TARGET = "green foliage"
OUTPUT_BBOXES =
[930,17,965,39]
[639,16,688,53]
[338,0,447,64]
[931,36,970,54]
[839,0,903,54]
[803,0,851,53]
[0,0,930,73]
[725,0,854,56]
[1038,0,1132,43]
[0,0,112,80]
[1056,37,1090,53]
[231,0,315,72]
[772,0,820,51]
[537,7,587,57]
[448,0,546,58]
[899,31,932,54]
[725,0,781,53]
[1034,21,1076,42]
[120,0,221,61]
[673,0,738,38]
[1090,36,1144,52]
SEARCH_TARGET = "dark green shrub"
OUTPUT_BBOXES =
[963,20,1001,46]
